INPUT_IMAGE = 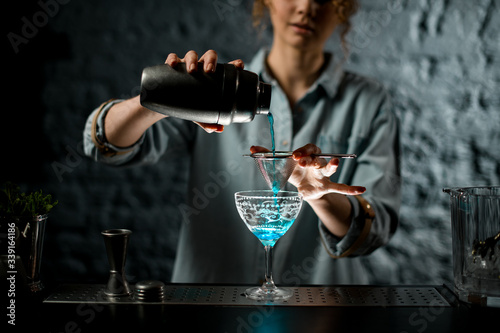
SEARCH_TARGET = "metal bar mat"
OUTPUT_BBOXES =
[44,284,451,307]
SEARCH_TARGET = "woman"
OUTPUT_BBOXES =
[84,0,400,284]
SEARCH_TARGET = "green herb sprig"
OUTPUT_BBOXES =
[0,182,58,218]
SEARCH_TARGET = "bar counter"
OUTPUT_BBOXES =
[12,283,500,332]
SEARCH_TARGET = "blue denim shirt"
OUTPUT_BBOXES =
[83,49,400,284]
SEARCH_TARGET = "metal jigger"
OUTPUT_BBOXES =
[101,229,132,297]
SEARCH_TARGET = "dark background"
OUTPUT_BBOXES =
[3,0,499,287]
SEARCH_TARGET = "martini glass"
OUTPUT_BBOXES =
[235,190,303,301]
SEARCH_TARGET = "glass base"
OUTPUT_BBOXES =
[456,288,500,307]
[455,277,500,307]
[245,286,293,301]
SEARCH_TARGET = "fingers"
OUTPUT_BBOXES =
[193,121,224,133]
[293,143,324,168]
[199,49,218,73]
[297,181,366,201]
[165,50,211,73]
[183,50,200,73]
[229,59,245,69]
[326,183,366,196]
[165,51,198,72]
[321,158,339,177]
[293,143,321,159]
[165,50,243,74]
[250,146,271,154]
[165,53,181,67]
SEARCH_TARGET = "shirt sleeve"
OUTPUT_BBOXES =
[318,196,366,257]
[319,89,401,258]
[83,99,145,165]
[83,99,196,167]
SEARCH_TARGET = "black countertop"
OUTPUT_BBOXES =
[8,284,500,333]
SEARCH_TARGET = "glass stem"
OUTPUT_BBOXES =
[263,245,276,291]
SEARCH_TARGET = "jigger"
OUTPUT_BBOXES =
[101,229,132,296]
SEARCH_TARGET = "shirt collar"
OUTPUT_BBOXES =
[247,48,344,100]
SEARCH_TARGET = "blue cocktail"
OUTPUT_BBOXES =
[235,190,303,300]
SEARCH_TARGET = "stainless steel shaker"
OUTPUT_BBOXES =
[140,63,271,125]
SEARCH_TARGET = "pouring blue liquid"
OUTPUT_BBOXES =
[267,112,280,196]
[267,112,276,155]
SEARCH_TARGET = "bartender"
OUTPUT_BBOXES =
[83,0,400,285]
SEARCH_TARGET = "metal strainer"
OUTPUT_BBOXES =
[247,152,298,191]
[245,151,356,191]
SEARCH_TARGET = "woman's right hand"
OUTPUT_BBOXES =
[165,50,245,133]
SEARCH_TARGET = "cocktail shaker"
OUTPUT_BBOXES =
[140,63,271,125]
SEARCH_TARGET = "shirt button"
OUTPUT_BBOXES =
[282,140,289,146]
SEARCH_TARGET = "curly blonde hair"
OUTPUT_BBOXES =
[252,0,359,55]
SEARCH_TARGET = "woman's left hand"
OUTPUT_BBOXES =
[250,144,365,201]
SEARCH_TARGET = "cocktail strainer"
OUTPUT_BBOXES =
[248,152,298,191]
[245,151,356,191]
